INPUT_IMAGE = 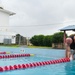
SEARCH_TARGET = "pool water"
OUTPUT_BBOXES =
[0,47,75,75]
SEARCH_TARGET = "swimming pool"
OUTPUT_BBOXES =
[0,47,75,75]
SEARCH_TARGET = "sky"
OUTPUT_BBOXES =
[1,0,75,37]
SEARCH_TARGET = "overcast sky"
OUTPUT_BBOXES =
[1,0,75,37]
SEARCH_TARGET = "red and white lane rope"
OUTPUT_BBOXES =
[0,58,70,72]
[0,54,34,59]
[0,52,10,54]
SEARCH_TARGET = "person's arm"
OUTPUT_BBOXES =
[65,43,71,58]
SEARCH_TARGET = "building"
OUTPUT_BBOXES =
[0,5,16,44]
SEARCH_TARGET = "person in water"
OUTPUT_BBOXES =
[65,35,75,60]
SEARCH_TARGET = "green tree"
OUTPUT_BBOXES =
[30,35,39,46]
[30,32,67,46]
[52,32,64,43]
[38,35,44,46]
[43,35,53,46]
[30,35,53,47]
[30,35,44,46]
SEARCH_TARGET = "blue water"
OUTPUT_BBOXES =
[0,47,75,75]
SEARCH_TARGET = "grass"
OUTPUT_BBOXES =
[0,45,52,49]
[28,45,52,49]
[0,44,20,48]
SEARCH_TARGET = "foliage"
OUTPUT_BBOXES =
[43,35,53,46]
[30,35,53,46]
[37,35,44,46]
[52,32,64,43]
[30,32,67,47]
[30,35,44,46]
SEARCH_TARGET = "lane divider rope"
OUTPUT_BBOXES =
[0,58,70,72]
[0,54,34,59]
[0,52,10,54]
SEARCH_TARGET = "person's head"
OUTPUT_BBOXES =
[66,38,72,45]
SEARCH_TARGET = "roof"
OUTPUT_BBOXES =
[60,25,75,31]
[0,9,15,16]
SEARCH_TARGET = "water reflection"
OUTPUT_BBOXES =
[65,61,75,75]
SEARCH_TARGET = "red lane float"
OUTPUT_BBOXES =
[0,52,6,54]
[0,58,70,72]
[0,52,10,54]
[0,54,34,59]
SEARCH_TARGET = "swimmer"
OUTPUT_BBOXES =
[65,35,75,60]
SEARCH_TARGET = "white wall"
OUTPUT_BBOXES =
[0,11,16,44]
[0,11,9,31]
